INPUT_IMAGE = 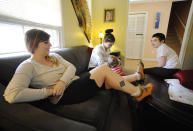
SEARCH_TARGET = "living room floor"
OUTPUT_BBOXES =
[110,95,133,131]
[109,59,158,131]
[125,59,158,70]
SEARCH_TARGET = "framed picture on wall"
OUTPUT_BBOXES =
[104,8,115,22]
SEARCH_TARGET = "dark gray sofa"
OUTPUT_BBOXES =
[0,46,119,131]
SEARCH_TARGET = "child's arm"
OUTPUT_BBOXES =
[158,56,167,67]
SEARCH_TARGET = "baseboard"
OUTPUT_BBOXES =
[142,58,157,62]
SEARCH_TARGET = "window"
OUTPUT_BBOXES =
[0,21,60,54]
[0,0,62,55]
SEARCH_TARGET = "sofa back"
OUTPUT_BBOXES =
[0,46,90,86]
[54,46,90,75]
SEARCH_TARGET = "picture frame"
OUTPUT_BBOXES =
[104,8,115,22]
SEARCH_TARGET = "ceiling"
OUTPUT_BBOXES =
[129,0,187,3]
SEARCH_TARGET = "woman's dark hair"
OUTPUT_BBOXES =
[25,29,50,54]
[152,33,166,43]
[104,29,115,43]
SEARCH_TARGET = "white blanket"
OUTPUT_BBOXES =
[165,79,193,106]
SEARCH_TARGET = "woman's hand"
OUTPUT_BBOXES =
[52,80,66,96]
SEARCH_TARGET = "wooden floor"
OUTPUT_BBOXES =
[125,59,158,70]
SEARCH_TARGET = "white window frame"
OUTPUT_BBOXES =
[0,15,64,55]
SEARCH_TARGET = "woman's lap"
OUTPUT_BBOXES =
[58,72,104,105]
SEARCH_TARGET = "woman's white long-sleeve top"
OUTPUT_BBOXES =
[3,53,76,103]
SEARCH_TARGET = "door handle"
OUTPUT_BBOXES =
[136,34,144,35]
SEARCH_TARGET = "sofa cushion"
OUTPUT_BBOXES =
[31,90,114,131]
[173,70,193,90]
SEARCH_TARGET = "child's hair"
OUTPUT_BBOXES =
[152,33,166,42]
[108,55,120,68]
[104,29,115,43]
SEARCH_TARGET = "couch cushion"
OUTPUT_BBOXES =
[0,54,30,86]
[31,90,114,131]
[53,46,90,75]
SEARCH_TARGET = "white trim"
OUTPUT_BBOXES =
[142,58,157,62]
[172,0,187,2]
[59,0,65,48]
[0,47,62,58]
[130,0,169,4]
[174,26,183,43]
[174,12,186,29]
[58,28,63,48]
[129,0,186,4]
[0,15,61,30]
[124,0,130,67]
[142,12,148,59]
[179,2,193,69]
[173,12,186,43]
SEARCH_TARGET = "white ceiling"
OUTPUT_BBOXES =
[129,0,187,3]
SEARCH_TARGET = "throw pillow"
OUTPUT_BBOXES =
[173,70,193,90]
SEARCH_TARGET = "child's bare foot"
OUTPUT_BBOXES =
[135,83,154,102]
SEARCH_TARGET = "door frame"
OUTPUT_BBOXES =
[179,1,193,69]
[125,11,148,60]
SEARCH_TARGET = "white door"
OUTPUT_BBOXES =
[126,13,147,59]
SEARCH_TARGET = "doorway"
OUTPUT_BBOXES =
[166,0,192,56]
[126,12,147,59]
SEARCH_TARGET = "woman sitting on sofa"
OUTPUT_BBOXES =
[4,29,153,105]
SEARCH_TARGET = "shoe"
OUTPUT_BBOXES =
[135,83,154,102]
